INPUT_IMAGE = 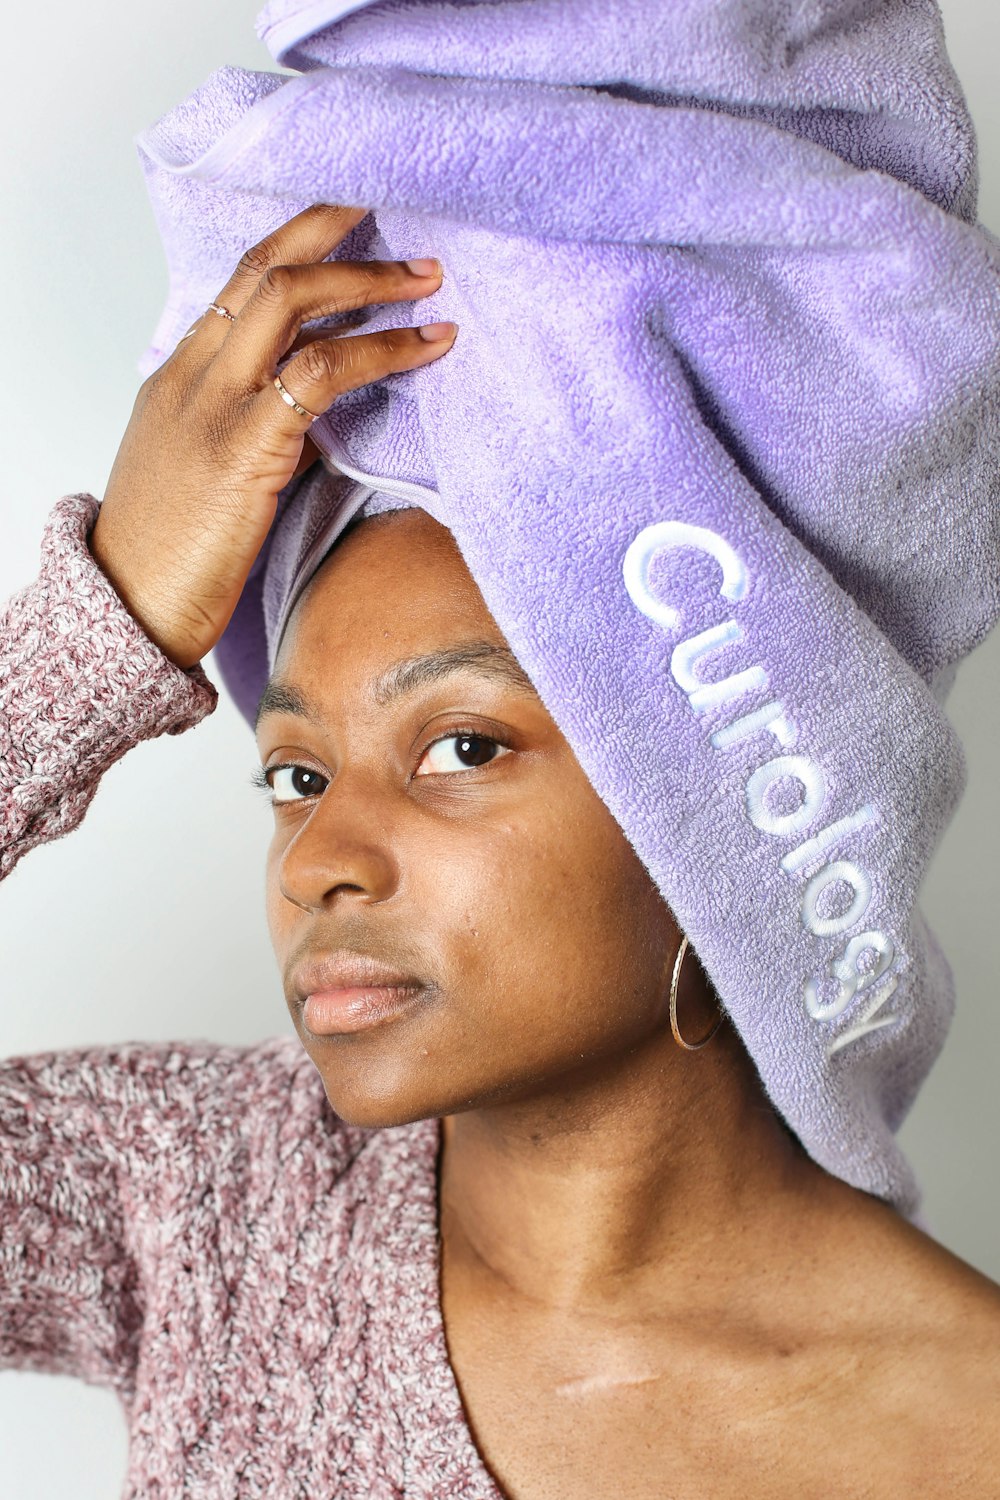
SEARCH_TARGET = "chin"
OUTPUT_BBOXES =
[297,1034,453,1129]
[311,1046,582,1134]
[300,1034,542,1131]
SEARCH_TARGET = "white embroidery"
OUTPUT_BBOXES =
[711,698,797,752]
[671,620,743,689]
[804,929,895,1021]
[623,519,901,1053]
[826,975,901,1056]
[781,804,876,876]
[745,755,827,839]
[623,521,748,632]
[670,620,770,714]
[801,859,872,938]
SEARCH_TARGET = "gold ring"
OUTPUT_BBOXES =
[273,373,319,422]
[178,302,234,343]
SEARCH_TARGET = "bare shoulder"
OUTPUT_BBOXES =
[855,1192,1000,1336]
[886,1210,1000,1368]
[811,1183,1000,1490]
[826,1178,1000,1342]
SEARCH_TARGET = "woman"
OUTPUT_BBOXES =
[2,202,999,1498]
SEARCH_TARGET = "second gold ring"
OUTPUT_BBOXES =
[273,373,319,422]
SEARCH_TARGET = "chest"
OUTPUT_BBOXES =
[440,1275,970,1500]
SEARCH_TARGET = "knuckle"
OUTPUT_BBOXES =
[136,366,178,413]
[142,354,181,390]
[294,340,343,385]
[136,371,160,403]
[351,259,382,287]
[201,401,244,460]
[236,238,279,281]
[343,260,387,306]
[256,263,296,304]
[377,325,422,363]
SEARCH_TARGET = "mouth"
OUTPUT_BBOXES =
[289,950,433,1038]
[300,983,430,1036]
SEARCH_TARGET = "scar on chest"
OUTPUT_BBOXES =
[552,1370,663,1398]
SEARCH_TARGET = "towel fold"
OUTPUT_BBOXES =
[134,0,1000,1216]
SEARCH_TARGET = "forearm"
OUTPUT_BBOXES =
[0,493,217,883]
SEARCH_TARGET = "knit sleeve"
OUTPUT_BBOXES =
[0,492,218,883]
[0,1036,344,1398]
[0,1046,148,1392]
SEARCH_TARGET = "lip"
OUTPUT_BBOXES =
[290,951,432,1037]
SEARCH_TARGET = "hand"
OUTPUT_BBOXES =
[90,202,455,669]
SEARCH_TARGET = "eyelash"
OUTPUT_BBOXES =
[251,729,510,803]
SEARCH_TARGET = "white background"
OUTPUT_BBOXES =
[1,2,997,1492]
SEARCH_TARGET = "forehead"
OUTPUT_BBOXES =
[258,510,538,730]
[290,505,484,629]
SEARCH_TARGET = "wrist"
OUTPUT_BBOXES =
[89,505,200,669]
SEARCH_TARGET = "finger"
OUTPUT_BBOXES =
[284,308,369,356]
[167,306,226,365]
[292,434,323,478]
[252,322,458,433]
[171,203,372,366]
[218,202,371,320]
[220,257,444,389]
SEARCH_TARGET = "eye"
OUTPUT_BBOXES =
[266,765,329,804]
[416,731,509,776]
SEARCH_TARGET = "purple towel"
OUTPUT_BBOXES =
[134,0,1000,1217]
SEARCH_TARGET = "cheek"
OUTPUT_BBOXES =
[259,772,673,1064]
[265,835,293,956]
[431,787,672,1046]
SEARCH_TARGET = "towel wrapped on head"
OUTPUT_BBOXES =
[134,0,1000,1217]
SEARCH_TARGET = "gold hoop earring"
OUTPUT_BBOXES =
[669,935,723,1052]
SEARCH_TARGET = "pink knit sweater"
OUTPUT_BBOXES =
[0,494,502,1498]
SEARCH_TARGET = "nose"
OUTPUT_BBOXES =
[275,770,400,914]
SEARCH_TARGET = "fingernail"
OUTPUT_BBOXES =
[406,258,442,277]
[418,321,457,342]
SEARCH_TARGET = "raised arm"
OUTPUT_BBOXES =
[2,202,454,884]
[0,203,454,1385]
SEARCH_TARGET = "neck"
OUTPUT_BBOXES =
[437,1021,828,1319]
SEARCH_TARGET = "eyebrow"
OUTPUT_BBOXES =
[253,640,538,732]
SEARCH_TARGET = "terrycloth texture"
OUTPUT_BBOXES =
[0,495,217,883]
[132,0,1000,1215]
[0,492,501,1497]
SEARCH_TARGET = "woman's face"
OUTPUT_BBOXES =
[256,507,682,1127]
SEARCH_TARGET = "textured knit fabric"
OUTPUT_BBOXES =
[0,492,503,1498]
[132,0,1000,1215]
[0,494,217,883]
